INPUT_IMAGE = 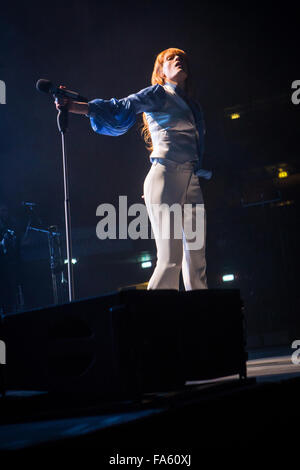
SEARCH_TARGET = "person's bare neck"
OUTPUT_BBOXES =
[165,78,186,90]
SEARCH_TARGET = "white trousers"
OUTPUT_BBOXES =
[143,159,208,290]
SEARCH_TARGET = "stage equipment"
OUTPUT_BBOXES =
[36,79,89,301]
[36,80,88,103]
[3,289,247,398]
[23,204,65,305]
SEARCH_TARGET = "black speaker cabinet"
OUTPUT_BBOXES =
[179,289,247,380]
[3,289,246,398]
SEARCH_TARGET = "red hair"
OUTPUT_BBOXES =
[141,48,191,152]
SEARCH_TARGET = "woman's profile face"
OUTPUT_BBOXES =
[162,52,188,84]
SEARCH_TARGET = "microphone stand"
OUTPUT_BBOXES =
[57,106,75,302]
[27,225,64,305]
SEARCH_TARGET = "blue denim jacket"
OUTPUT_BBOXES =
[87,83,212,179]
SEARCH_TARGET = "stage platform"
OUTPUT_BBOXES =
[0,345,299,459]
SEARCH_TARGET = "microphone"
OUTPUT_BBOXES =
[36,79,88,103]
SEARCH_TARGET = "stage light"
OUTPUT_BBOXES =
[140,253,151,262]
[222,274,234,282]
[278,168,288,178]
[64,258,78,265]
[230,113,240,120]
[274,200,294,207]
[141,261,152,268]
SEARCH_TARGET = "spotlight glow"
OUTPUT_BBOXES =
[222,274,234,282]
[141,261,152,268]
[64,258,78,265]
[278,169,288,178]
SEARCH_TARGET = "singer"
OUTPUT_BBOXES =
[55,48,209,290]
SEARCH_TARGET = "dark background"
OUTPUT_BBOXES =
[0,0,299,348]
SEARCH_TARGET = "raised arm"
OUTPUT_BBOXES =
[55,84,166,136]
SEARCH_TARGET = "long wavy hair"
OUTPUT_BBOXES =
[141,47,192,152]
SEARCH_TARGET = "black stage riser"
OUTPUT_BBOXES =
[2,289,247,398]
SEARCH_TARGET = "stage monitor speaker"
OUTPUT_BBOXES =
[3,289,246,398]
[179,289,247,380]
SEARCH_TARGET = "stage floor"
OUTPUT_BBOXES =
[0,346,300,454]
[187,346,300,385]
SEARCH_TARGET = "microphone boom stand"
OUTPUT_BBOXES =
[57,106,75,302]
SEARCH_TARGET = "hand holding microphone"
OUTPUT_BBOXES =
[54,88,89,114]
[55,86,84,113]
[36,79,89,115]
[55,86,71,111]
